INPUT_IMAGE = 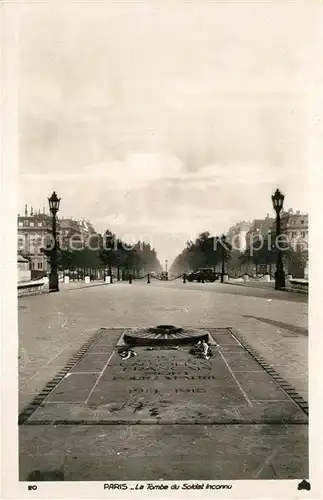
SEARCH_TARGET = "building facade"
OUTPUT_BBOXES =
[280,209,308,249]
[17,206,52,272]
[17,206,97,272]
[244,210,308,249]
[226,209,308,278]
[245,214,275,249]
[226,221,251,252]
[59,217,96,249]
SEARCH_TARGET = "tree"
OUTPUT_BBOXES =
[57,249,74,271]
[70,247,101,270]
[98,230,119,275]
[240,231,292,275]
[130,241,163,276]
[98,231,163,278]
[284,242,308,278]
[226,249,243,275]
[169,231,232,276]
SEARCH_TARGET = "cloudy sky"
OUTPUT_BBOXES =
[18,2,314,265]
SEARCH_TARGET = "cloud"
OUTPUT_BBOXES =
[18,2,313,263]
[19,2,313,173]
[21,153,284,189]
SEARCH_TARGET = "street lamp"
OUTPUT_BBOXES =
[220,235,226,284]
[271,188,286,290]
[267,228,272,277]
[48,191,61,292]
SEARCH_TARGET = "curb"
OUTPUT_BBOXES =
[225,282,275,290]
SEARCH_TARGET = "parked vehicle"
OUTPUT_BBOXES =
[187,268,219,282]
[160,271,168,281]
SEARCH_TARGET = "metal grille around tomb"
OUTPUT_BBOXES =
[123,325,209,346]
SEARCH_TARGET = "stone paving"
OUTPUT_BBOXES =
[20,424,308,481]
[22,328,307,425]
[19,280,308,403]
[18,280,308,480]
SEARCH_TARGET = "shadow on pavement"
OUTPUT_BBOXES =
[26,469,65,481]
[64,282,107,291]
[213,284,308,304]
[243,315,308,336]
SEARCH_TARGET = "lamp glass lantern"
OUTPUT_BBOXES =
[271,189,284,211]
[48,191,61,213]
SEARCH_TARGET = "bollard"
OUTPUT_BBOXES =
[129,274,132,284]
[147,273,150,284]
[183,273,186,283]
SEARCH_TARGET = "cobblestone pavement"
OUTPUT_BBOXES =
[18,280,308,480]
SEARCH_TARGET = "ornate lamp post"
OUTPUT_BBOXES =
[271,188,286,290]
[220,235,226,283]
[48,191,60,292]
[267,228,272,277]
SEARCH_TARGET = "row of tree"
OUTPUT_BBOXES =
[170,230,308,278]
[239,231,308,278]
[170,232,232,276]
[42,230,163,277]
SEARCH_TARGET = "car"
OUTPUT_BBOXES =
[186,268,219,282]
[160,272,168,281]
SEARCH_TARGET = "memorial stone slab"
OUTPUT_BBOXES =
[25,326,308,425]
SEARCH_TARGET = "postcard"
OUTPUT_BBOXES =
[1,1,322,498]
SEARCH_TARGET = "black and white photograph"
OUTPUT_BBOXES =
[1,0,321,497]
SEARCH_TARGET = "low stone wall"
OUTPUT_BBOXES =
[18,280,46,297]
[287,279,309,294]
